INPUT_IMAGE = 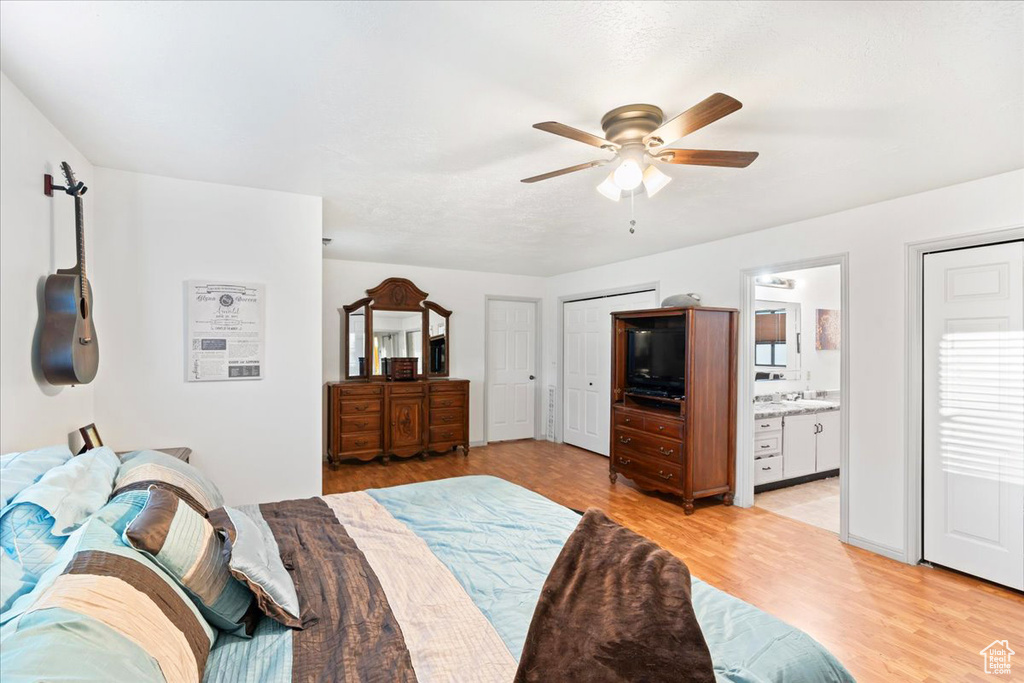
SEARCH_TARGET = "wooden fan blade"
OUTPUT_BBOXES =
[533,122,619,150]
[653,149,759,168]
[521,159,609,183]
[644,93,743,148]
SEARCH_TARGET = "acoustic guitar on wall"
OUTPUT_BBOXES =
[40,162,98,385]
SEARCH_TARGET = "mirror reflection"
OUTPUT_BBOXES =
[428,309,447,374]
[371,310,423,376]
[347,306,367,377]
[754,300,801,381]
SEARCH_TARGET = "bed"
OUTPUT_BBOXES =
[1,447,853,683]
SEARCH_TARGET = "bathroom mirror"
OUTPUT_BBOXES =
[754,300,801,381]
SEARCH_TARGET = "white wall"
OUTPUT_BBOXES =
[0,72,96,452]
[543,169,1024,557]
[754,264,842,395]
[93,169,323,506]
[323,260,545,445]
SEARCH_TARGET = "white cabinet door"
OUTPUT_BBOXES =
[783,414,817,478]
[815,410,841,471]
[923,241,1024,590]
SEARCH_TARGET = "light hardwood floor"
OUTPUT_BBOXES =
[323,440,1023,682]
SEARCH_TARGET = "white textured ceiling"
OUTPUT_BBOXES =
[2,1,1022,276]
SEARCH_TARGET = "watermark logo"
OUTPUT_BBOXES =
[980,640,1014,675]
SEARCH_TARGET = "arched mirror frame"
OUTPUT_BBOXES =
[342,278,452,380]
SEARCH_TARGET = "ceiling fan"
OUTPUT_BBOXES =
[521,93,758,201]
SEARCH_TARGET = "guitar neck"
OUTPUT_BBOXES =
[74,195,86,283]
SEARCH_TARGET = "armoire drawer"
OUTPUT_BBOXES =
[429,382,466,393]
[339,384,383,396]
[640,414,684,439]
[390,383,426,395]
[613,428,683,463]
[612,450,682,490]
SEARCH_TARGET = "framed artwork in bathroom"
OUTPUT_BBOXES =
[815,309,840,350]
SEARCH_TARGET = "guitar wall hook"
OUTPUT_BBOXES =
[39,162,99,385]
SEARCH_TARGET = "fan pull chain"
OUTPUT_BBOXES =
[628,189,636,234]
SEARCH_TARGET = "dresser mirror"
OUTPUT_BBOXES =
[425,302,451,377]
[343,302,370,379]
[342,278,452,380]
[371,310,424,376]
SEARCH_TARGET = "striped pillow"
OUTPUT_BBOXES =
[114,450,223,514]
[124,487,260,637]
[0,515,215,683]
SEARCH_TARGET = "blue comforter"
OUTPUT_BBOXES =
[207,476,853,683]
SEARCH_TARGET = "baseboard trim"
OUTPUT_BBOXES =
[847,533,907,563]
[470,440,487,448]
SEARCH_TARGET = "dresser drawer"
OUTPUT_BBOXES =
[612,450,682,490]
[430,407,464,427]
[341,432,381,453]
[340,399,382,415]
[339,384,383,396]
[390,383,426,395]
[613,409,644,430]
[430,393,465,409]
[754,416,782,433]
[755,455,784,485]
[754,433,782,457]
[340,413,381,434]
[613,428,683,463]
[641,414,684,439]
[429,425,464,444]
[429,382,466,394]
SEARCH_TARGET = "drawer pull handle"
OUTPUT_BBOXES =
[624,417,631,423]
[760,423,771,428]
[357,421,368,428]
[354,404,368,411]
[355,439,367,446]
[442,415,454,422]
[617,457,631,465]
[658,470,673,480]
[760,444,771,449]
[658,447,674,456]
[619,436,632,444]
[441,400,452,406]
[657,425,665,431]
[761,466,772,471]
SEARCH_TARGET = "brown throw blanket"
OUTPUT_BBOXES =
[515,509,716,683]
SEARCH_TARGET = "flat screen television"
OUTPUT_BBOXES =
[626,328,686,395]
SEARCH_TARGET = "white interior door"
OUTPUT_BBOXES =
[487,299,537,442]
[563,290,657,455]
[923,240,1023,590]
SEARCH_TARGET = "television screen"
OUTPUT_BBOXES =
[626,328,686,394]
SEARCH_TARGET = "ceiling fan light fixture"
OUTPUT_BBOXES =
[596,172,622,201]
[641,165,672,197]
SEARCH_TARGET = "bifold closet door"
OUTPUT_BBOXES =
[923,240,1023,590]
[563,290,657,455]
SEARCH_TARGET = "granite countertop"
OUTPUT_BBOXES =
[754,399,840,419]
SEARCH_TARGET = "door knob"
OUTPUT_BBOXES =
[529,375,535,380]
[589,382,593,386]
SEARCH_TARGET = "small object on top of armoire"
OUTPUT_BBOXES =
[609,306,738,514]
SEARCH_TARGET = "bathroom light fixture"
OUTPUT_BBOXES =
[756,275,796,289]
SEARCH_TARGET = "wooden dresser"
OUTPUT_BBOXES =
[326,379,469,465]
[609,307,737,514]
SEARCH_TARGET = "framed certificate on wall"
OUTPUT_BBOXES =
[186,281,265,382]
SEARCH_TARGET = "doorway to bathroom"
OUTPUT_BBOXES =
[742,259,848,537]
